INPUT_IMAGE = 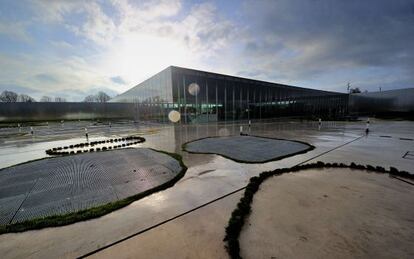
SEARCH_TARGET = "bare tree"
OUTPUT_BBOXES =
[40,96,52,102]
[83,95,97,102]
[0,90,18,102]
[54,97,67,102]
[350,87,361,94]
[96,91,111,102]
[17,94,36,102]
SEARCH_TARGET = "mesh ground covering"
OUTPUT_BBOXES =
[184,135,313,163]
[0,148,182,225]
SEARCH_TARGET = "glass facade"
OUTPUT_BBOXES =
[111,66,349,122]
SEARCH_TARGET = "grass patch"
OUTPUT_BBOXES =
[223,161,413,259]
[0,149,187,235]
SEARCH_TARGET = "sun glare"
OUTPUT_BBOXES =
[102,34,190,85]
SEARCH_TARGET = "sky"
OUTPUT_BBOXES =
[0,0,413,101]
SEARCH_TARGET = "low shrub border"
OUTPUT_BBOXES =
[45,136,145,156]
[223,161,413,259]
[0,148,187,235]
[182,135,315,164]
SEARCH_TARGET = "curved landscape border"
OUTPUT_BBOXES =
[223,161,414,259]
[0,148,187,235]
[46,136,145,156]
[182,135,315,164]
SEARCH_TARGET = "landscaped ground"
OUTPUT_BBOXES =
[0,119,413,258]
[239,168,414,259]
[0,148,183,225]
[184,135,313,163]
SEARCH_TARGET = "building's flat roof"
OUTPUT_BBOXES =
[112,65,345,102]
[170,65,341,94]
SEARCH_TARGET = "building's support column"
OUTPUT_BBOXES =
[216,81,218,121]
[240,85,243,120]
[183,75,187,123]
[253,90,256,119]
[206,79,209,122]
[176,75,182,124]
[195,79,198,119]
[224,82,227,122]
[247,87,250,121]
[232,83,235,121]
[259,88,262,120]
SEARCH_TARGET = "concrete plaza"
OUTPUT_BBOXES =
[0,119,413,258]
[240,168,414,259]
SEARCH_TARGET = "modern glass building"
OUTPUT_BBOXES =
[111,66,348,122]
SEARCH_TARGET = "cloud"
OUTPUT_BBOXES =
[31,0,81,23]
[0,22,31,42]
[50,40,73,49]
[110,76,126,85]
[230,0,414,91]
[34,73,59,83]
[0,52,123,101]
[0,84,39,95]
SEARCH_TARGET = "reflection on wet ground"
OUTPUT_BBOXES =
[0,119,361,169]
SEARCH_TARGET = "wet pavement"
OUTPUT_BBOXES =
[0,119,413,258]
[0,120,160,169]
[240,168,414,259]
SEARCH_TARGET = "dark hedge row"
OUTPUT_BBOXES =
[45,136,145,156]
[223,161,413,259]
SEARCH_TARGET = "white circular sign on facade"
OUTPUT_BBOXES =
[188,83,200,96]
[168,110,181,123]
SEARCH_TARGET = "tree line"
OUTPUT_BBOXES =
[0,90,111,103]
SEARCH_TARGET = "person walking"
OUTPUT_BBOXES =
[85,127,89,140]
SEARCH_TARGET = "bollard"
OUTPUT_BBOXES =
[248,120,251,134]
[240,126,243,135]
[30,126,34,135]
[365,118,370,134]
[85,127,89,140]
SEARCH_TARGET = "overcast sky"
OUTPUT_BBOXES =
[0,0,413,101]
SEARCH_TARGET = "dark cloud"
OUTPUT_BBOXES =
[237,0,414,91]
[110,76,126,85]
